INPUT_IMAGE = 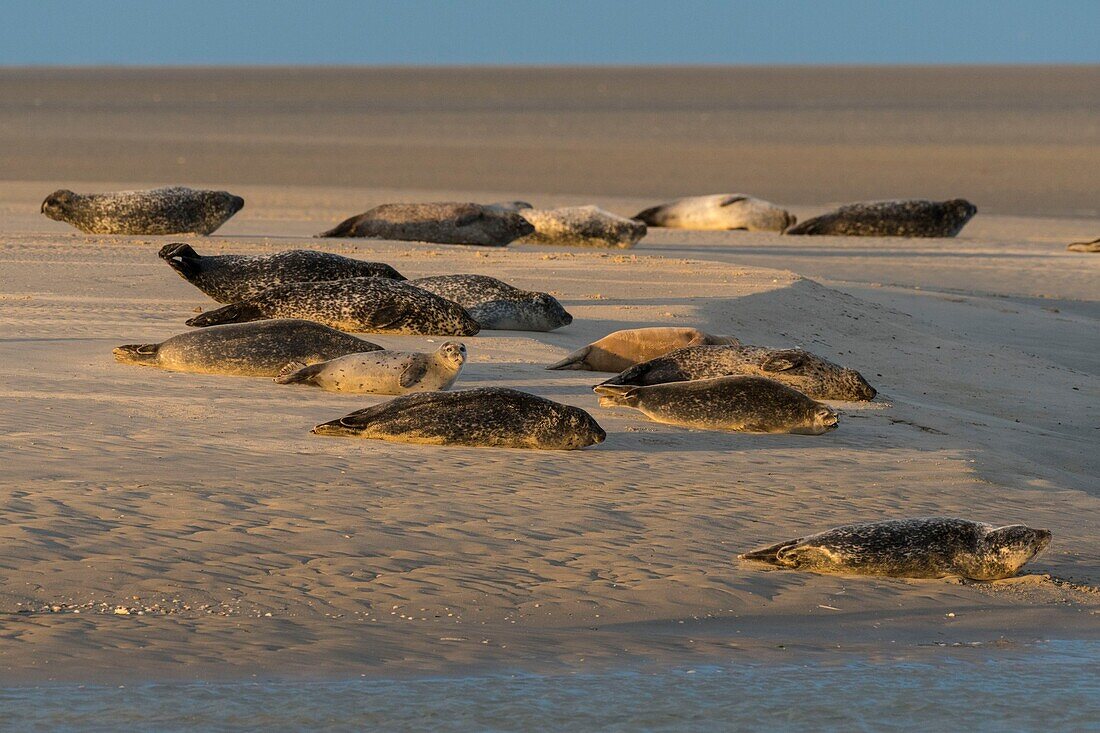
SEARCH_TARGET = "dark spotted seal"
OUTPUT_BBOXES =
[547,327,740,372]
[515,206,647,248]
[113,319,379,377]
[1067,237,1100,253]
[739,517,1051,580]
[275,342,466,394]
[185,277,481,336]
[598,345,876,401]
[41,187,244,235]
[785,199,977,237]
[409,274,572,331]
[312,387,606,450]
[159,243,405,303]
[316,202,534,246]
[634,194,794,232]
[595,376,838,434]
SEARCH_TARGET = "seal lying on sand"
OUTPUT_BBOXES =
[514,206,647,248]
[633,194,794,232]
[186,278,480,336]
[113,319,379,377]
[410,274,572,331]
[547,327,740,372]
[739,517,1051,580]
[160,243,405,303]
[41,187,244,235]
[316,203,534,246]
[275,342,466,394]
[1067,237,1100,253]
[599,345,876,401]
[312,387,606,450]
[785,199,977,237]
[595,376,838,435]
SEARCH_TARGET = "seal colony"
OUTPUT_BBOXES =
[41,186,244,235]
[316,202,534,246]
[275,342,467,395]
[785,199,977,237]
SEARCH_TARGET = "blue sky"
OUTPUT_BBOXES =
[2,0,1097,66]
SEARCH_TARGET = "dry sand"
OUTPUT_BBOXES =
[0,68,1098,683]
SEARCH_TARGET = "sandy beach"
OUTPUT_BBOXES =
[0,68,1097,684]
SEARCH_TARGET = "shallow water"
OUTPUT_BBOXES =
[2,641,1097,732]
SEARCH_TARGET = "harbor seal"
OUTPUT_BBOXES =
[595,376,838,435]
[159,243,405,303]
[41,186,244,235]
[275,341,466,394]
[598,345,876,401]
[316,202,534,246]
[312,387,606,450]
[409,274,572,331]
[546,327,740,372]
[739,517,1051,580]
[514,206,647,248]
[785,199,977,237]
[185,277,481,336]
[633,194,794,232]
[1067,237,1100,253]
[112,319,380,377]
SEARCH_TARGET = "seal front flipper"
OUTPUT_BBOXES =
[185,302,266,327]
[760,350,805,373]
[315,214,362,239]
[738,538,803,566]
[545,345,592,370]
[113,343,159,366]
[399,356,429,388]
[273,360,317,384]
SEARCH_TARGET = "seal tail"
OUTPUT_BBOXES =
[545,345,591,370]
[315,214,361,239]
[185,302,265,327]
[113,343,159,366]
[159,242,203,278]
[592,383,640,407]
[273,360,320,385]
[738,539,801,565]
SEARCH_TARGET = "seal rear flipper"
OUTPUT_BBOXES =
[738,538,803,565]
[185,302,265,327]
[310,418,363,437]
[158,242,203,278]
[597,362,646,387]
[632,206,662,225]
[112,343,159,366]
[273,360,317,385]
[705,334,741,346]
[545,345,592,370]
[592,383,640,407]
[316,214,362,239]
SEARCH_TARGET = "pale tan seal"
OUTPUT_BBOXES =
[514,206,647,248]
[41,187,244,235]
[546,327,740,372]
[633,194,794,232]
[315,202,534,246]
[740,517,1051,580]
[274,342,466,395]
[1067,237,1100,253]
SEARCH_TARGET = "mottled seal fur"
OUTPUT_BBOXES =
[739,517,1051,580]
[595,376,838,435]
[312,387,606,450]
[316,202,534,246]
[785,199,977,237]
[112,319,379,377]
[546,327,740,373]
[599,345,876,401]
[41,187,244,235]
[160,243,405,303]
[410,274,572,331]
[515,206,647,248]
[185,277,481,336]
[275,341,466,395]
[1067,237,1100,253]
[633,194,794,232]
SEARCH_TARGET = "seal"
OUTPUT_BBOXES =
[633,194,794,232]
[274,341,466,394]
[159,243,405,303]
[41,186,244,235]
[598,344,876,401]
[112,319,380,377]
[514,206,647,248]
[409,274,572,331]
[739,517,1051,580]
[785,199,977,237]
[1067,237,1100,253]
[315,202,535,246]
[185,277,481,336]
[594,376,838,434]
[311,387,606,450]
[546,327,740,372]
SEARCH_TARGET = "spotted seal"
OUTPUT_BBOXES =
[598,344,876,401]
[409,274,572,331]
[546,327,740,372]
[316,202,534,246]
[739,517,1051,580]
[275,341,466,394]
[159,243,405,303]
[633,194,794,232]
[785,199,977,237]
[1067,237,1100,253]
[41,187,244,235]
[513,206,647,248]
[185,277,481,336]
[113,319,380,377]
[312,387,606,450]
[595,376,838,434]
